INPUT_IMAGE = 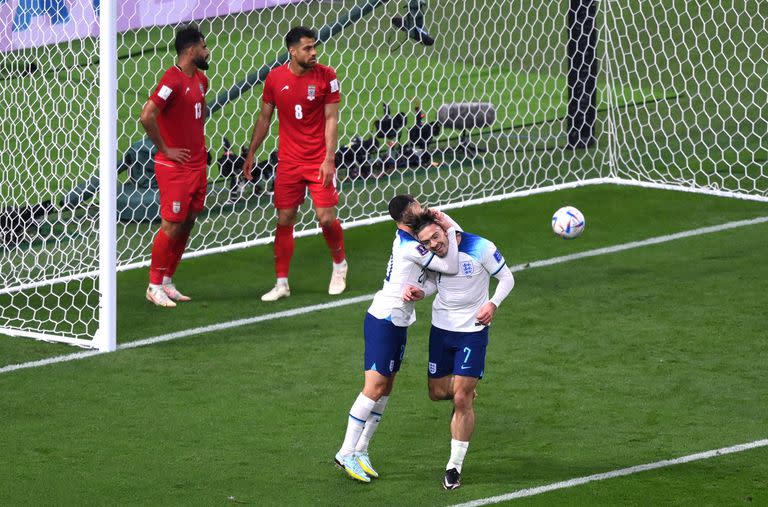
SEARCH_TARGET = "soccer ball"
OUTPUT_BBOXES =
[551,206,585,239]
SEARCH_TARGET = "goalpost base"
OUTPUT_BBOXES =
[0,327,103,350]
[607,178,768,204]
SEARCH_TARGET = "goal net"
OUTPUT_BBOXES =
[1,0,765,349]
[603,1,768,198]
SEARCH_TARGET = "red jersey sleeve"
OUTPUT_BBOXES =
[149,70,181,111]
[325,67,340,105]
[262,70,275,105]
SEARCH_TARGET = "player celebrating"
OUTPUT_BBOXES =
[243,26,346,301]
[404,209,515,490]
[333,195,460,483]
[140,26,210,307]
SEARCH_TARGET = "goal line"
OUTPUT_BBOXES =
[2,213,766,375]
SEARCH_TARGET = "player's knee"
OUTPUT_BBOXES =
[428,383,451,401]
[363,378,390,399]
[276,208,298,226]
[161,220,185,239]
[453,389,474,409]
[318,215,336,228]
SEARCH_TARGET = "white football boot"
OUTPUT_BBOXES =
[162,283,191,302]
[261,283,290,302]
[146,285,176,308]
[328,261,348,295]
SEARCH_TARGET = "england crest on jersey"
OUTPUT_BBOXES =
[307,85,316,101]
[461,261,474,276]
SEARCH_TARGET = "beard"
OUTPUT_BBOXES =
[296,58,316,70]
[194,56,209,70]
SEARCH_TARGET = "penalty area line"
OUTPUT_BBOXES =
[2,215,767,375]
[447,438,768,506]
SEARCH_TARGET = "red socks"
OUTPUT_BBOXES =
[167,229,191,279]
[149,228,190,284]
[274,223,295,278]
[149,229,175,285]
[322,219,346,264]
[274,220,344,278]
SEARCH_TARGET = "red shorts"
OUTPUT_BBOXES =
[273,162,339,209]
[154,160,207,222]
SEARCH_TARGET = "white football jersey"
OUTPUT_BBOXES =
[430,232,507,332]
[368,227,458,327]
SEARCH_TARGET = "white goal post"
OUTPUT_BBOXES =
[0,0,765,350]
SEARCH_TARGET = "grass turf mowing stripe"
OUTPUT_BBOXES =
[448,439,768,506]
[2,214,767,375]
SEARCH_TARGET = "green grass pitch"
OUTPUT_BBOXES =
[1,185,767,504]
[7,0,758,207]
[1,0,767,503]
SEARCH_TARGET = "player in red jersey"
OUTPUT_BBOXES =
[139,26,210,307]
[243,26,347,301]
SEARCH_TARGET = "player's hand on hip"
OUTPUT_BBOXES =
[319,159,336,188]
[475,302,497,326]
[164,147,190,163]
[402,285,425,302]
[243,157,255,181]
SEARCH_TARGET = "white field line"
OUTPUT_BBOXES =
[2,215,767,375]
[0,179,614,296]
[448,439,768,507]
[508,215,768,271]
[0,295,375,374]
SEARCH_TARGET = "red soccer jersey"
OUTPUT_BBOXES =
[262,63,341,165]
[149,65,209,168]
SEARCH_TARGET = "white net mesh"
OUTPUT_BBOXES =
[1,0,766,347]
[115,0,606,270]
[0,3,101,345]
[604,1,768,196]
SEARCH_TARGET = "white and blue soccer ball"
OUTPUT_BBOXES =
[551,206,585,239]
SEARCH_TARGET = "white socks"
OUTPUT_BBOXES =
[447,439,469,473]
[338,393,376,456]
[355,395,389,453]
[276,277,289,287]
[333,259,348,272]
[162,276,173,285]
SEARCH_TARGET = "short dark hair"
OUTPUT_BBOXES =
[285,26,317,48]
[175,25,205,55]
[388,194,416,222]
[403,208,438,236]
